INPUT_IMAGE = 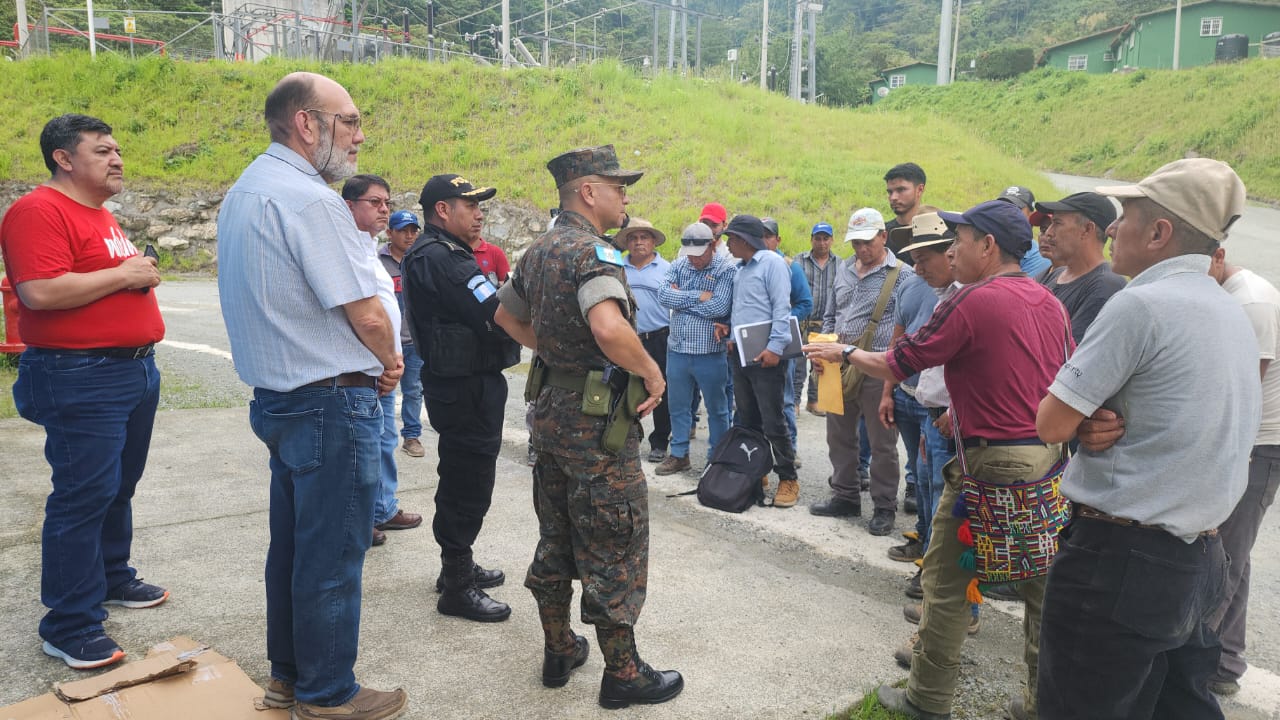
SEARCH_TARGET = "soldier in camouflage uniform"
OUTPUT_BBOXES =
[495,145,684,709]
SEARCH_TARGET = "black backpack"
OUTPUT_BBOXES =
[689,426,775,513]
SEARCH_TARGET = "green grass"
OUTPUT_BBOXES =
[0,354,16,420]
[0,53,1059,256]
[826,684,914,720]
[871,60,1280,202]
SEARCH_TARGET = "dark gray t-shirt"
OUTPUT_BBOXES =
[1043,262,1128,344]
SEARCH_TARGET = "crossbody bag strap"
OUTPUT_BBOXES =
[854,263,902,352]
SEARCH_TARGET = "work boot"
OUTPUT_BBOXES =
[805,401,826,417]
[809,496,861,517]
[888,537,923,562]
[434,562,505,593]
[1208,677,1241,696]
[598,662,685,709]
[542,634,590,688]
[654,455,691,476]
[982,582,1023,602]
[894,631,920,669]
[905,569,924,599]
[868,508,896,536]
[773,479,800,508]
[876,685,950,720]
[437,554,511,622]
[292,687,408,720]
[261,677,295,708]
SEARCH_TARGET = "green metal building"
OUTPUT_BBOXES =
[868,62,939,103]
[1039,1,1280,72]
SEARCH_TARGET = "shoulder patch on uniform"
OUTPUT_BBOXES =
[467,274,497,303]
[594,245,626,267]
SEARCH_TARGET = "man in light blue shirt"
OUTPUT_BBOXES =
[620,218,673,463]
[216,72,407,718]
[721,214,800,506]
[761,217,812,460]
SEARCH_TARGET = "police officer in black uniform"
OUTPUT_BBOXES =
[401,173,521,622]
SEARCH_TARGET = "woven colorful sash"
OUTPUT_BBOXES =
[951,459,1071,603]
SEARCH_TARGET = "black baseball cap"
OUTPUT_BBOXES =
[997,185,1036,210]
[419,174,497,210]
[1034,192,1117,232]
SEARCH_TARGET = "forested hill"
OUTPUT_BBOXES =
[8,0,1277,106]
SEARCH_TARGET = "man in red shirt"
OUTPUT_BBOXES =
[0,114,166,670]
[806,200,1070,720]
[470,236,511,286]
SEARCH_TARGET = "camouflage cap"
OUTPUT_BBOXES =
[547,144,643,189]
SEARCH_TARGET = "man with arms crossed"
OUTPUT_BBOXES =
[1037,159,1259,720]
[2,113,166,670]
[217,72,407,719]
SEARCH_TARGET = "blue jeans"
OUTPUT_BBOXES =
[373,392,400,526]
[892,388,930,533]
[400,343,424,439]
[250,384,381,706]
[13,349,160,647]
[783,357,797,449]
[667,350,731,460]
[919,415,953,550]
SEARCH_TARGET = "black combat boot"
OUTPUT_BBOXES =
[598,661,685,709]
[437,553,511,623]
[433,562,505,593]
[542,634,590,688]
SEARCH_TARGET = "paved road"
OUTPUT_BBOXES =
[3,173,1279,718]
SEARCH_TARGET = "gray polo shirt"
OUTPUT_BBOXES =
[1049,254,1260,541]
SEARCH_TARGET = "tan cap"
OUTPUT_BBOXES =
[1097,158,1245,242]
[893,212,955,254]
[614,217,667,247]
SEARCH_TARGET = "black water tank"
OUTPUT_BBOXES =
[1216,33,1249,62]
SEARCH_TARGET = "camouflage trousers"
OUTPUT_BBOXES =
[524,443,649,629]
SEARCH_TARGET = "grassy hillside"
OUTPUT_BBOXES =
[872,60,1280,203]
[0,53,1060,254]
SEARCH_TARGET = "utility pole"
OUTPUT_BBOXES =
[807,4,817,102]
[87,0,97,59]
[936,0,952,85]
[16,0,29,57]
[1172,0,1183,69]
[543,0,550,66]
[696,16,702,75]
[502,0,510,69]
[651,4,660,76]
[680,0,688,72]
[949,0,962,83]
[789,0,803,100]
[760,0,768,90]
[667,0,676,69]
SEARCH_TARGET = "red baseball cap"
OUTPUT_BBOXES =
[699,202,727,225]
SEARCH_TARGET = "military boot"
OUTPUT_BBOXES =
[437,553,511,623]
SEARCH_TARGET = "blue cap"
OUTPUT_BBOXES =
[811,222,833,237]
[388,210,420,230]
[937,200,1032,257]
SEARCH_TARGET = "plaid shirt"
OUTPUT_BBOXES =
[822,249,912,350]
[795,251,839,325]
[659,254,736,355]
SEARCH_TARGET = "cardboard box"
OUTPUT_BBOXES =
[1,637,290,719]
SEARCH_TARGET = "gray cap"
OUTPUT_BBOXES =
[678,222,716,258]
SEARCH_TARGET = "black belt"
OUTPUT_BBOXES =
[639,327,669,342]
[1074,504,1219,538]
[960,436,1044,449]
[301,372,377,390]
[43,344,155,359]
[927,407,947,420]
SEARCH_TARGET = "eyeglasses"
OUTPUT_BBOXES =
[304,108,362,131]
[353,197,392,209]
[584,182,627,198]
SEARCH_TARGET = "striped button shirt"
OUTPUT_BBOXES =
[795,251,839,324]
[217,143,383,392]
[659,254,736,355]
[822,249,913,350]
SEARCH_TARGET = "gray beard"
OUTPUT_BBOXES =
[313,124,356,183]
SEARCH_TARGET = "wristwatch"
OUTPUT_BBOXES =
[842,345,856,363]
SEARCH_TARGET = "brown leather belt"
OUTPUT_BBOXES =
[302,372,377,390]
[1074,504,1218,538]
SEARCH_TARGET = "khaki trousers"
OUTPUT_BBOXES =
[908,441,1061,717]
